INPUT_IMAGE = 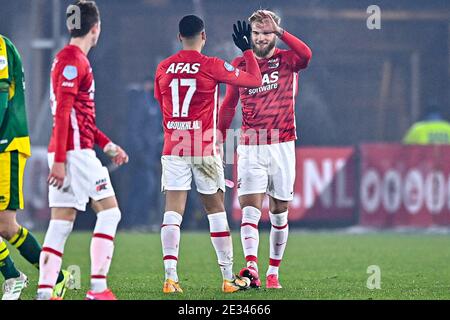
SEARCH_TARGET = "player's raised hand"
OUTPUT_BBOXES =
[48,162,66,189]
[104,142,129,166]
[255,10,284,37]
[232,20,252,52]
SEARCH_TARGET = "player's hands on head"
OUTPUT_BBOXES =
[254,10,284,37]
[232,20,252,52]
[48,162,66,189]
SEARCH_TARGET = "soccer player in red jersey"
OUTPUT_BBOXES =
[154,15,262,293]
[218,10,312,289]
[36,1,128,300]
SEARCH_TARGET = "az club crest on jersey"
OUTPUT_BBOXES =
[268,58,279,69]
[62,65,78,80]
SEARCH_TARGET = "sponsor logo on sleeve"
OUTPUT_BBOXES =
[62,81,75,88]
[62,65,78,80]
[224,61,235,72]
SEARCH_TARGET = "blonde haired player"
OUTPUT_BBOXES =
[219,10,312,289]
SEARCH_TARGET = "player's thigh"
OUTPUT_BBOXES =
[48,151,88,212]
[199,189,225,214]
[161,155,192,193]
[0,210,17,225]
[0,151,26,212]
[268,196,289,214]
[91,196,118,213]
[0,210,20,239]
[51,207,77,222]
[267,141,296,202]
[237,145,269,198]
[192,155,225,196]
[165,190,188,215]
[80,152,116,205]
[239,193,266,211]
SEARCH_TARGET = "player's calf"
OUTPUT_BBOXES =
[90,206,121,294]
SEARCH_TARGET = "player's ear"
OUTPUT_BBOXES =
[91,22,100,36]
[177,33,182,43]
[201,31,206,41]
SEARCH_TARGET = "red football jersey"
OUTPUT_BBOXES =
[154,49,261,157]
[219,31,312,145]
[48,45,110,162]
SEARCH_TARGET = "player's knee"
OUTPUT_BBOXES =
[239,196,263,211]
[241,206,262,226]
[165,203,185,215]
[92,196,118,213]
[269,210,288,227]
[201,191,225,214]
[51,208,77,221]
[203,203,225,214]
[0,223,20,240]
[97,207,122,225]
[203,199,225,214]
[270,201,288,214]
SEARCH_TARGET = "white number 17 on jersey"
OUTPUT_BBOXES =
[169,78,196,117]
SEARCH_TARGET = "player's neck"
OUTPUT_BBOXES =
[69,38,92,56]
[182,44,202,53]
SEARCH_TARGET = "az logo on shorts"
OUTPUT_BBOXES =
[95,178,108,192]
[96,183,108,192]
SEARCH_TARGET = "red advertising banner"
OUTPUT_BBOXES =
[360,144,450,227]
[231,147,356,225]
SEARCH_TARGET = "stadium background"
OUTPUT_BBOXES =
[1,0,449,231]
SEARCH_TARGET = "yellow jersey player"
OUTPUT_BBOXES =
[0,35,71,300]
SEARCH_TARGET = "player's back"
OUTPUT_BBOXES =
[155,50,225,157]
[49,44,97,153]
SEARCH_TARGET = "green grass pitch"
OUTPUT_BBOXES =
[9,231,450,300]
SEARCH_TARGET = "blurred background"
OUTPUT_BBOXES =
[1,0,449,231]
